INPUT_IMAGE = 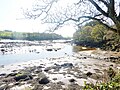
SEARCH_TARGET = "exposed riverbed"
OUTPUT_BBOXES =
[0,40,120,90]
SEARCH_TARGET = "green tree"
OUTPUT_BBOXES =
[73,25,94,46]
[91,24,107,42]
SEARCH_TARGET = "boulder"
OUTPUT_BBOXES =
[39,77,50,84]
[44,68,50,72]
[7,73,18,77]
[0,73,6,77]
[61,63,73,68]
[86,72,92,77]
[14,74,33,82]
[69,79,76,82]
[46,49,53,51]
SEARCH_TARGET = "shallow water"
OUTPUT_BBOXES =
[0,41,73,65]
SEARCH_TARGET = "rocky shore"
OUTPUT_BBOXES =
[0,49,120,90]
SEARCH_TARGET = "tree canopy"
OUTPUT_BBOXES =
[0,30,64,40]
[24,0,120,35]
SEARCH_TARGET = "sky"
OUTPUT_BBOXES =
[0,0,76,37]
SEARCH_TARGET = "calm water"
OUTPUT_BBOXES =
[0,42,73,65]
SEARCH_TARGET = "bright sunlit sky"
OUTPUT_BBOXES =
[0,0,76,37]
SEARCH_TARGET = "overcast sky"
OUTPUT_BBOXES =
[0,0,75,37]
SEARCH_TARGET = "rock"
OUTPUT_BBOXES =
[1,49,5,55]
[107,67,116,78]
[14,82,20,85]
[90,73,102,80]
[46,49,53,51]
[67,83,81,90]
[2,77,14,83]
[14,74,33,82]
[0,73,6,77]
[86,72,92,77]
[38,73,46,79]
[94,69,101,73]
[57,81,65,85]
[53,78,57,80]
[69,79,76,82]
[39,77,50,84]
[44,68,50,72]
[0,65,4,68]
[83,57,87,59]
[110,64,113,67]
[34,69,42,74]
[7,73,18,77]
[61,63,73,68]
[12,70,17,72]
[36,51,40,54]
[54,49,57,51]
[0,84,7,90]
[37,66,44,68]
[54,63,60,66]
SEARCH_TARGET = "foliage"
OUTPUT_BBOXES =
[73,26,94,45]
[73,20,120,51]
[91,24,107,42]
[0,30,64,41]
[84,68,120,90]
[0,30,13,39]
[73,21,106,47]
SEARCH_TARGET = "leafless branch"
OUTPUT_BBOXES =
[24,0,120,34]
[98,0,108,7]
[89,0,109,17]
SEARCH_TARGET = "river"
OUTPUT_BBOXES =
[0,40,74,65]
[0,40,120,90]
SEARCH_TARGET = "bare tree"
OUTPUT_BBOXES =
[24,0,120,35]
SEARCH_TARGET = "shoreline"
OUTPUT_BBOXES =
[0,50,120,90]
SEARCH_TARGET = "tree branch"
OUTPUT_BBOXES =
[89,0,109,17]
[98,0,108,7]
[108,0,116,17]
[52,15,117,33]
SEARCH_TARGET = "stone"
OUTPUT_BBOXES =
[14,74,33,82]
[39,77,50,84]
[61,63,73,68]
[86,72,92,77]
[34,69,42,74]
[46,49,53,51]
[0,84,7,90]
[44,68,50,72]
[7,73,18,77]
[0,65,4,68]
[0,73,6,77]
[69,79,76,82]
[110,64,113,67]
[12,70,17,72]
[53,78,57,80]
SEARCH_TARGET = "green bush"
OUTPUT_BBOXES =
[83,68,120,90]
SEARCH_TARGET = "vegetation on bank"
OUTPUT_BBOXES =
[0,30,65,41]
[73,21,120,52]
[84,67,120,90]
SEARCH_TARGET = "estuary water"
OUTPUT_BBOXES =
[0,40,73,65]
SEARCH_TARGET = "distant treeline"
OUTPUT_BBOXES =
[0,30,64,40]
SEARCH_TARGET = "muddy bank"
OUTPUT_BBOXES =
[0,50,120,90]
